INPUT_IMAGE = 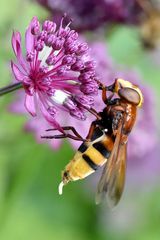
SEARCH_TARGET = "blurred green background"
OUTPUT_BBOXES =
[0,1,160,240]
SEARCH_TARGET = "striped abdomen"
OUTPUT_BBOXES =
[63,129,114,182]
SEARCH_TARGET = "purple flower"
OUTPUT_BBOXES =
[36,0,141,31]
[11,16,98,132]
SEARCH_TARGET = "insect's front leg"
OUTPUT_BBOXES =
[86,107,101,120]
[96,80,115,104]
[101,86,114,105]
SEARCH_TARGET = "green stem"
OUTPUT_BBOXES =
[0,82,23,96]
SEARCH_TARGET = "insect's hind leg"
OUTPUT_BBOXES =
[41,133,85,141]
[45,126,83,139]
[42,126,85,141]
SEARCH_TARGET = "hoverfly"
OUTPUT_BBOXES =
[137,0,160,48]
[42,78,143,207]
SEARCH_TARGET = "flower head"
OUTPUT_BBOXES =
[11,16,98,132]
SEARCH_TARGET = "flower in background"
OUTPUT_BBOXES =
[11,16,98,133]
[36,0,142,31]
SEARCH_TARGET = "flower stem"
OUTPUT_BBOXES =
[0,82,23,96]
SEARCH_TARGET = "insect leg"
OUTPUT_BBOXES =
[46,126,83,139]
[41,133,85,141]
[87,107,101,120]
[86,120,99,141]
[101,86,108,104]
[100,85,114,104]
[80,104,101,119]
[96,79,115,104]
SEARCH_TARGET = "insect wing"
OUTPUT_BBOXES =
[96,122,127,207]
[107,142,126,207]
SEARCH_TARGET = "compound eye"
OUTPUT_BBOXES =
[118,87,140,105]
[63,171,69,178]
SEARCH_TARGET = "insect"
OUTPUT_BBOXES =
[42,78,143,207]
[137,0,160,48]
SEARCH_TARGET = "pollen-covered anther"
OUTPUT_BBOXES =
[52,37,65,50]
[42,20,56,33]
[77,42,88,55]
[75,95,94,108]
[31,19,40,35]
[80,81,99,95]
[26,51,35,62]
[85,60,96,71]
[47,88,56,96]
[57,65,68,75]
[70,107,86,120]
[64,37,74,46]
[37,30,48,41]
[46,55,56,65]
[78,73,93,83]
[35,39,44,51]
[43,77,52,85]
[71,60,84,71]
[45,34,56,47]
[65,42,78,54]
[47,106,57,116]
[39,66,48,73]
[67,30,79,40]
[62,55,76,65]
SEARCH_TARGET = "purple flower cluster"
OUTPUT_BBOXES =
[36,0,142,31]
[11,16,98,132]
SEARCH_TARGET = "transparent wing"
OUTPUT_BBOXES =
[96,121,127,208]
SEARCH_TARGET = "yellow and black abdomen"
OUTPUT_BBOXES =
[63,128,114,183]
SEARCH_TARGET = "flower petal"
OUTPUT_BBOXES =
[24,94,36,117]
[16,41,28,72]
[11,31,21,56]
[50,139,62,150]
[11,61,25,81]
[25,17,37,53]
[39,101,64,133]
[12,31,28,72]
[25,118,62,150]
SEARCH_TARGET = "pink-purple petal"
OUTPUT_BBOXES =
[11,61,25,81]
[11,31,21,56]
[24,94,37,117]
[39,102,64,133]
[25,16,37,53]
[16,41,28,72]
[49,138,62,150]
